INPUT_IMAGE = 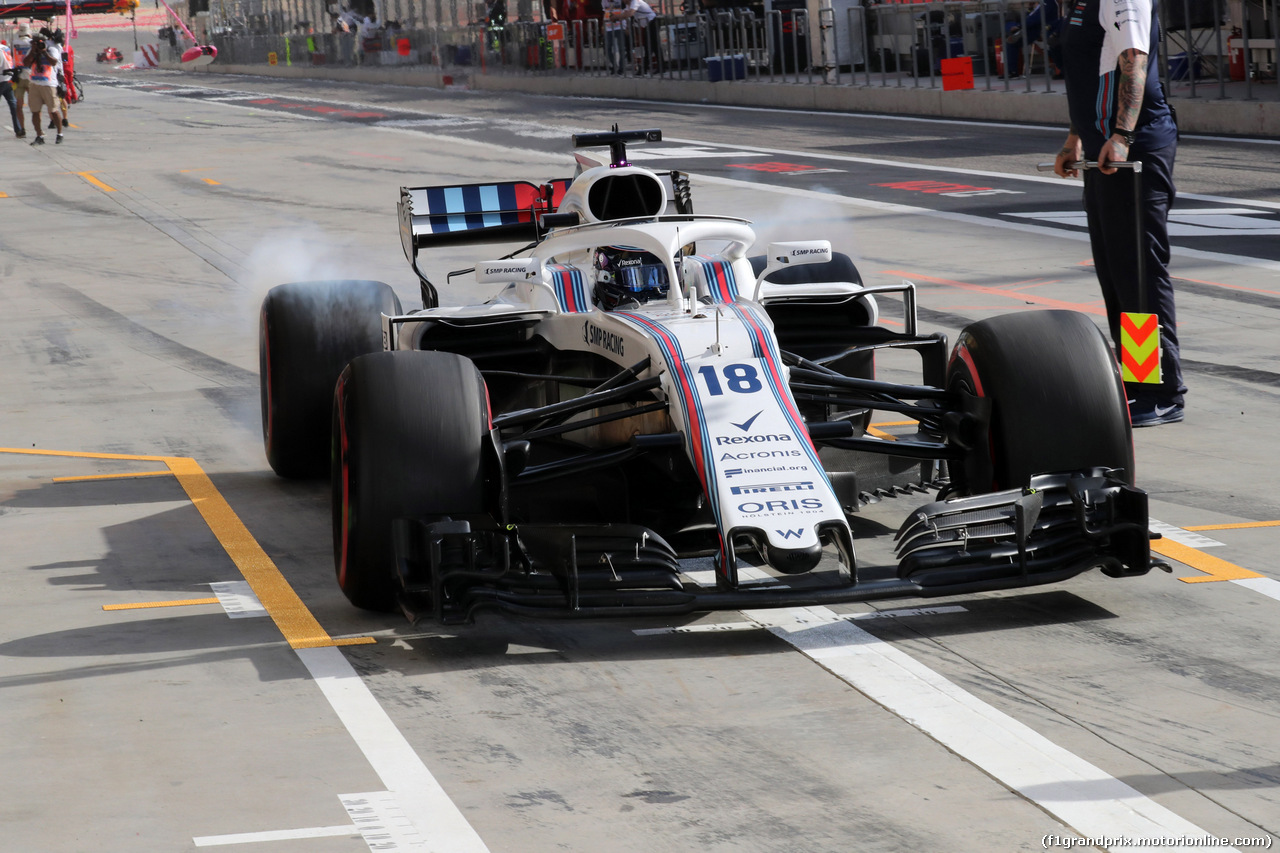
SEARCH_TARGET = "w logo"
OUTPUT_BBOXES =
[776,529,804,539]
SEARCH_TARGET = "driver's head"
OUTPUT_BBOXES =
[594,246,669,310]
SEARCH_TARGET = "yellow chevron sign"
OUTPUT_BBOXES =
[1120,312,1161,384]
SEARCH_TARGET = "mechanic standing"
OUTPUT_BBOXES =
[1053,0,1185,427]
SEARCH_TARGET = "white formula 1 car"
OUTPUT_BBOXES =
[259,129,1154,622]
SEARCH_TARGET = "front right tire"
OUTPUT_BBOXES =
[332,351,491,611]
[946,310,1133,494]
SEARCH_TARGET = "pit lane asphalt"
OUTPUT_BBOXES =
[2,55,1278,852]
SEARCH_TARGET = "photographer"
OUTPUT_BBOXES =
[23,27,63,145]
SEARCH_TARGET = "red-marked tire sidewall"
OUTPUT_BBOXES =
[332,351,489,612]
[946,310,1133,494]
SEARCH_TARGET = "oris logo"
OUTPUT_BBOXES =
[715,434,792,446]
[583,321,625,356]
[737,497,824,514]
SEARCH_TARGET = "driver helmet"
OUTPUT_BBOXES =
[594,246,670,310]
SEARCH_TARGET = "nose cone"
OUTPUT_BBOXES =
[766,541,823,575]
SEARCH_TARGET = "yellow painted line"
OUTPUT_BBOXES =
[75,172,117,193]
[1184,520,1280,531]
[54,470,172,483]
[164,456,373,648]
[866,419,918,441]
[2,447,374,649]
[201,178,221,186]
[1,446,171,462]
[0,191,9,198]
[1151,538,1265,584]
[104,598,220,611]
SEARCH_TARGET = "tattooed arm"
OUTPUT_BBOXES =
[1054,125,1083,178]
[1098,47,1147,174]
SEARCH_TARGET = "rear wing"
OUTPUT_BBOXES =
[398,178,573,308]
[399,178,573,258]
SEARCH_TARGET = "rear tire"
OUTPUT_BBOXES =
[259,280,401,478]
[947,310,1132,494]
[332,351,490,612]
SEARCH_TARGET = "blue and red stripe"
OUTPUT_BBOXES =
[728,303,826,474]
[548,264,591,313]
[614,312,727,563]
[692,255,738,303]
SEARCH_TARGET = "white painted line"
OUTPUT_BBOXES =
[341,791,428,851]
[745,606,1239,852]
[1148,520,1225,549]
[1232,576,1280,602]
[193,824,358,846]
[682,565,778,587]
[629,146,766,160]
[667,134,1280,212]
[209,580,268,618]
[296,646,490,853]
[634,605,968,635]
[691,173,1280,273]
[635,621,757,635]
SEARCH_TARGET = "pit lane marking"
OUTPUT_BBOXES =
[53,469,172,482]
[746,606,1240,851]
[1187,520,1280,530]
[634,605,968,635]
[192,824,360,847]
[6,447,489,851]
[1149,519,1225,549]
[878,269,1105,314]
[74,172,117,193]
[5,447,368,649]
[104,597,221,611]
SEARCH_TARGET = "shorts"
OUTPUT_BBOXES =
[14,77,29,98]
[28,83,60,117]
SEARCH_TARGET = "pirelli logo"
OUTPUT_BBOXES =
[729,481,815,496]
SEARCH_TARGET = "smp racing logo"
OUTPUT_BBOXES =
[583,321,625,356]
[482,263,531,277]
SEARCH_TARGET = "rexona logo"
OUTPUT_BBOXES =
[715,434,792,446]
[582,321,625,356]
[730,481,814,496]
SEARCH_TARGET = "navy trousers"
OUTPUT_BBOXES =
[1082,140,1186,407]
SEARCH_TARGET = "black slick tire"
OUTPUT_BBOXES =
[259,280,401,479]
[332,351,490,612]
[946,310,1133,494]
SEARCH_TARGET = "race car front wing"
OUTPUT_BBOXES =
[391,467,1155,623]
